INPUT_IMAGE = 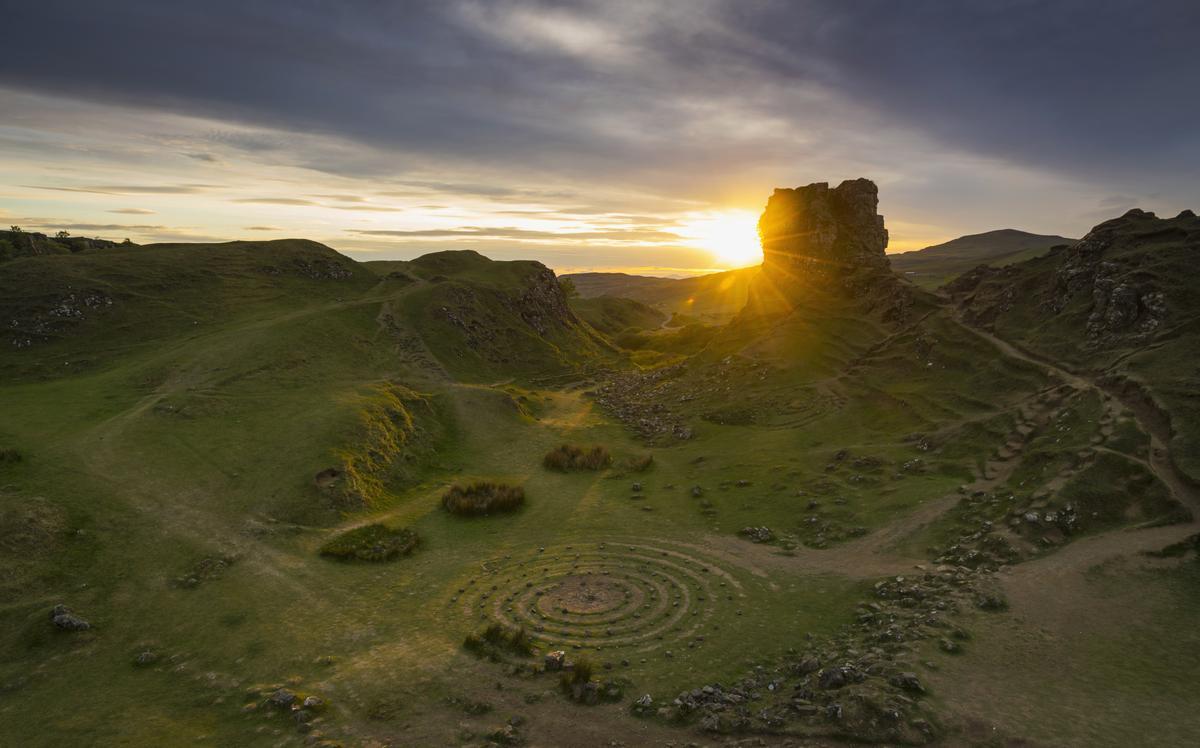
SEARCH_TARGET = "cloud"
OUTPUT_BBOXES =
[244,225,282,231]
[330,205,402,212]
[231,197,317,206]
[0,0,1196,267]
[23,220,166,231]
[350,225,683,243]
[108,208,156,214]
[26,183,215,195]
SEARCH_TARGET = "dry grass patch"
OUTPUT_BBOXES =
[442,481,525,516]
[319,524,419,561]
[543,444,612,471]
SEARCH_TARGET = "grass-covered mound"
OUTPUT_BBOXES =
[319,524,419,561]
[442,481,525,516]
[543,444,612,471]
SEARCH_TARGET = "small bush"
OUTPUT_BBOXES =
[0,448,22,463]
[319,524,419,561]
[570,657,593,684]
[626,454,654,472]
[464,624,534,658]
[543,444,612,472]
[442,481,525,516]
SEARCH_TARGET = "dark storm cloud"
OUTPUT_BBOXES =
[735,0,1200,175]
[0,0,1195,188]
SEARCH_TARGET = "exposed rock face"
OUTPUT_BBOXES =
[951,207,1198,351]
[1047,209,1170,341]
[749,178,907,318]
[758,178,890,279]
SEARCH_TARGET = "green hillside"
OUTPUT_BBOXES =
[563,267,757,323]
[950,208,1200,480]
[890,228,1075,289]
[568,294,667,335]
[2,200,1199,747]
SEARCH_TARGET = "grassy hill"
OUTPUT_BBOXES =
[950,208,1200,481]
[2,210,1199,746]
[562,267,757,323]
[890,228,1075,289]
[0,228,124,263]
[568,294,666,335]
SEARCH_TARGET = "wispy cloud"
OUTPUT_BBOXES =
[350,226,682,243]
[231,197,317,206]
[26,183,216,195]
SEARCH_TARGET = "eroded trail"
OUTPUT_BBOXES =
[949,314,1200,584]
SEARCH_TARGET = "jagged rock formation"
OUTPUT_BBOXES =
[746,178,909,319]
[759,178,890,278]
[952,207,1198,347]
[1048,209,1171,342]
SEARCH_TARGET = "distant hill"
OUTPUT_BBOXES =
[890,229,1075,289]
[562,267,757,323]
[1,244,613,384]
[0,228,123,262]
[568,295,666,335]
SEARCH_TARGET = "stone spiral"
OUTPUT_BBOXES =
[450,541,743,653]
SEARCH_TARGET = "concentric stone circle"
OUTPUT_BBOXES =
[451,541,743,653]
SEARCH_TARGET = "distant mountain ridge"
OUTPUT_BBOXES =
[890,228,1075,288]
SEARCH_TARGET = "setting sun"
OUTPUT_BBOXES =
[679,210,763,268]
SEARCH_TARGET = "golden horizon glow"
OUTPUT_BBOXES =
[678,209,763,268]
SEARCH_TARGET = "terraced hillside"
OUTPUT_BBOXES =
[2,185,1198,748]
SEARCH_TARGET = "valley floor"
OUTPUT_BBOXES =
[2,280,1198,748]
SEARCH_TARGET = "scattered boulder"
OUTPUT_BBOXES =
[889,672,924,693]
[738,526,774,543]
[49,604,90,632]
[544,651,566,672]
[133,650,158,667]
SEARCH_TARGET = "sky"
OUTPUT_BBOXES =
[1,0,1197,276]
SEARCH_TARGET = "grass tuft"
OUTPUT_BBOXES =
[442,481,525,516]
[319,524,419,561]
[543,444,612,471]
[464,623,534,658]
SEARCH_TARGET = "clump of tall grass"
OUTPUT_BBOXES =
[463,623,534,658]
[319,524,419,561]
[442,481,525,516]
[543,444,612,471]
[625,454,654,472]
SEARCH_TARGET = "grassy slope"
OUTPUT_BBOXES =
[0,243,861,745]
[890,229,1074,289]
[568,295,666,336]
[953,210,1200,481]
[2,234,1196,746]
[563,267,757,323]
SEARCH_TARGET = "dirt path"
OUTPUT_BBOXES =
[948,314,1200,594]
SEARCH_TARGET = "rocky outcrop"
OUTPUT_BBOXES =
[748,178,908,319]
[1046,209,1172,342]
[759,178,890,279]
